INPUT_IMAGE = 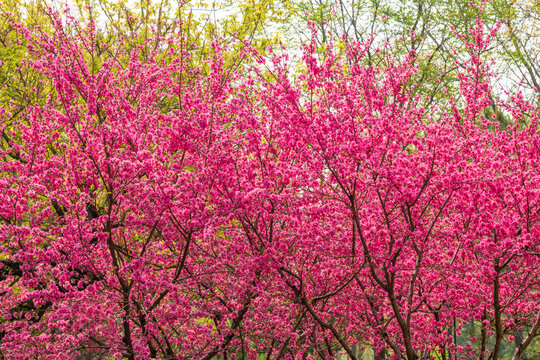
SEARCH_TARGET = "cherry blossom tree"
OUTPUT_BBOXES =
[0,4,538,360]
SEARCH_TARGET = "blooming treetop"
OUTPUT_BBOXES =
[0,5,539,360]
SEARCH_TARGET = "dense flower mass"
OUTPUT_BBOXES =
[0,5,539,360]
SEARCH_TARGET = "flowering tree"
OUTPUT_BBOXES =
[0,4,539,360]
